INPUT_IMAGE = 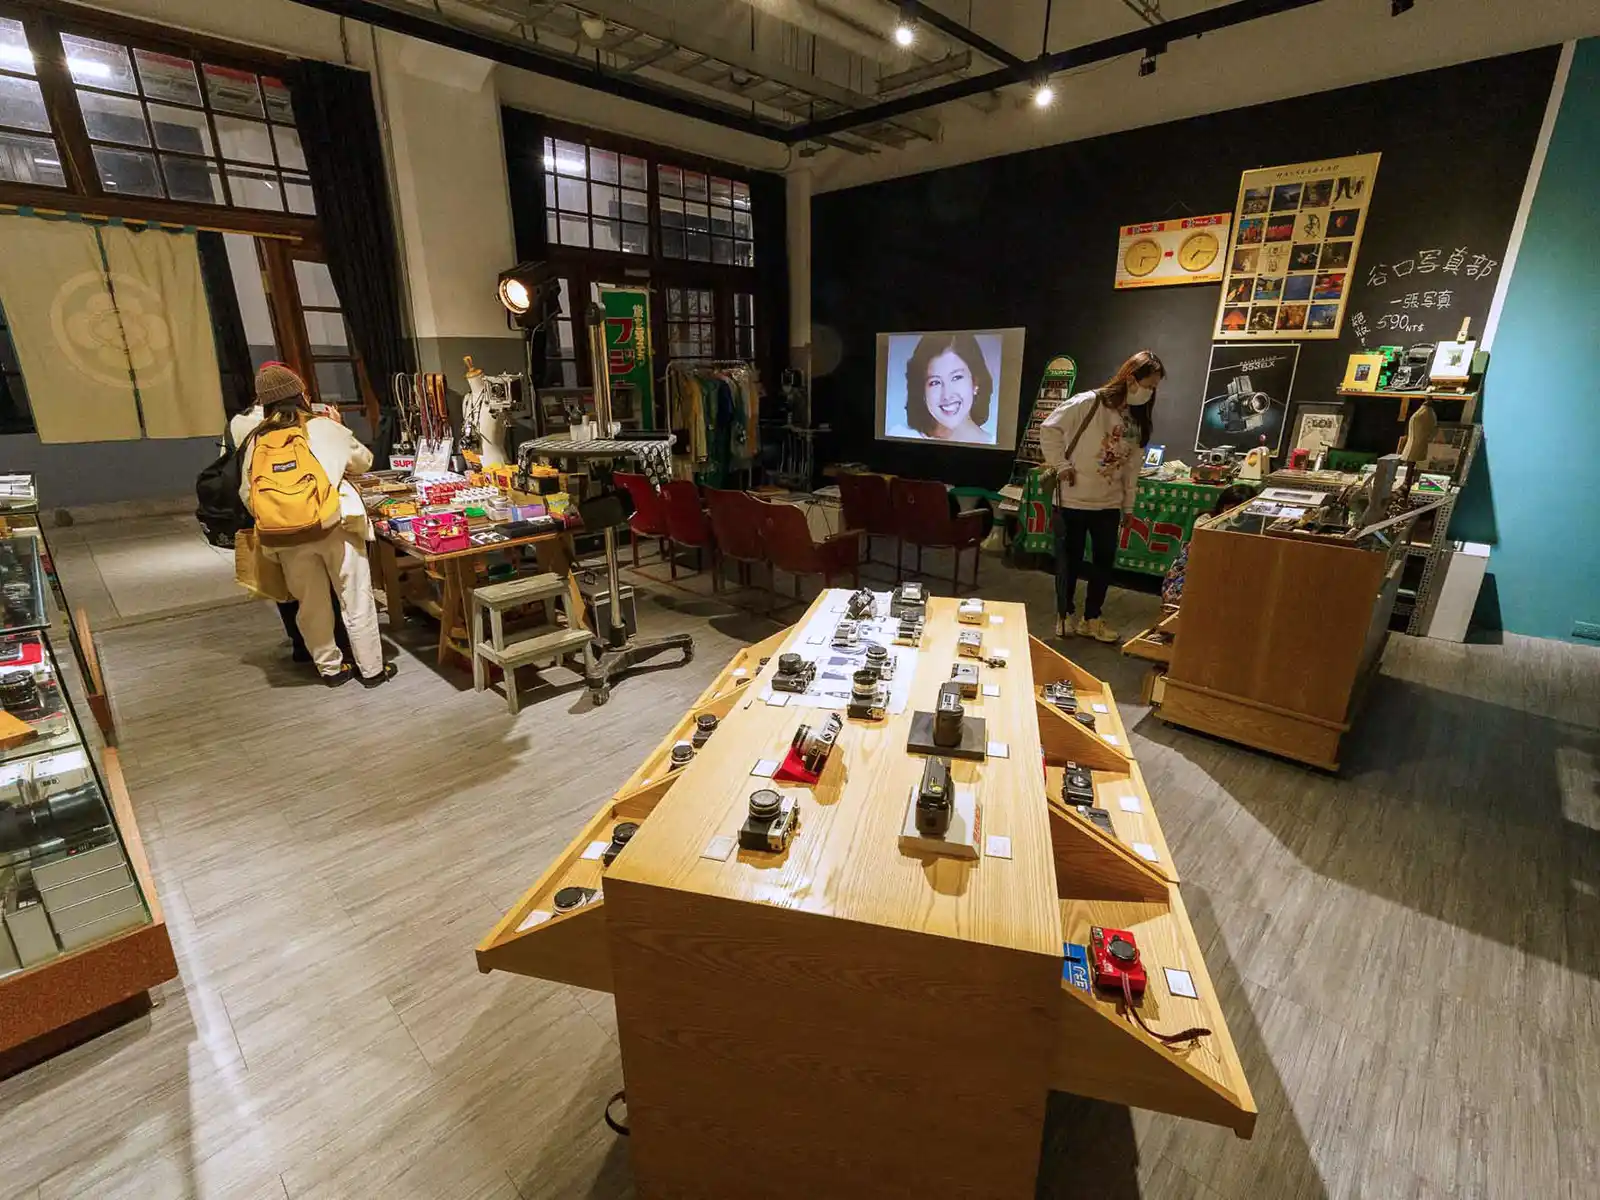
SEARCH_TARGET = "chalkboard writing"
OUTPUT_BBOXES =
[1344,243,1502,347]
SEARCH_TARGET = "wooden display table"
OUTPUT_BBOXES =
[1139,525,1402,771]
[478,596,1255,1196]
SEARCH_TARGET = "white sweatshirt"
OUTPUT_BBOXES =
[231,407,375,539]
[1038,390,1141,513]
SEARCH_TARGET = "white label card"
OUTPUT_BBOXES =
[701,835,736,862]
[581,840,608,861]
[1165,968,1199,999]
[1118,795,1143,813]
[982,684,1001,698]
[732,667,748,677]
[1133,841,1159,862]
[1092,702,1109,714]
[987,741,1010,759]
[1105,734,1120,746]
[989,614,1004,625]
[991,648,1010,660]
[751,759,779,778]
[806,634,824,645]
[766,692,790,708]
[985,835,1012,859]
[515,910,552,933]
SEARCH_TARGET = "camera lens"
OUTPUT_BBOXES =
[553,886,592,913]
[0,670,40,715]
[1108,936,1138,965]
[611,821,638,846]
[692,713,718,747]
[1074,710,1096,730]
[670,740,694,767]
[748,788,782,820]
[777,653,802,675]
[851,668,878,699]
[0,784,108,854]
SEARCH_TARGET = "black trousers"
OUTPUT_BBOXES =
[277,595,353,661]
[1054,506,1121,620]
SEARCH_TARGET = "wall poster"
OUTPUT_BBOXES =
[1114,213,1232,288]
[1195,343,1301,455]
[1214,153,1381,340]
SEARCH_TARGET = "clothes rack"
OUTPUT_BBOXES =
[664,359,760,488]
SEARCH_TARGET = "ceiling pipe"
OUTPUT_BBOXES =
[785,0,1330,142]
[725,0,944,65]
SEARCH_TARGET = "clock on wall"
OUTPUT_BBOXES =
[1123,239,1163,278]
[1178,231,1220,274]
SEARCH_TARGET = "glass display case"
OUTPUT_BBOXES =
[0,527,149,979]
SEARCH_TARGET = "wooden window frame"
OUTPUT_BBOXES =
[257,238,379,428]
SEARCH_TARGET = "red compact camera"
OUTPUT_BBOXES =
[1090,926,1147,998]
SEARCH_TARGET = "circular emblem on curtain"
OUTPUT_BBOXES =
[50,269,176,389]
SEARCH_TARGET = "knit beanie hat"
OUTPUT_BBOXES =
[255,362,307,406]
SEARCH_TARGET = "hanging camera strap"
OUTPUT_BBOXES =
[1121,974,1211,1046]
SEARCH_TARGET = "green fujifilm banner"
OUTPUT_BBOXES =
[600,285,655,431]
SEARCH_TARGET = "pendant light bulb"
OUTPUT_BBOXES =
[894,22,915,47]
[1033,81,1055,109]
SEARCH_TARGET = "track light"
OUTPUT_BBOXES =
[1139,51,1157,77]
[1032,78,1055,108]
[1391,0,1414,13]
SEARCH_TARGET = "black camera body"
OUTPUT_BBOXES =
[553,885,598,913]
[847,669,888,721]
[0,785,108,855]
[739,788,800,853]
[894,615,924,647]
[1074,710,1097,731]
[915,756,954,838]
[601,821,639,867]
[691,713,719,748]
[1063,761,1094,805]
[933,683,965,749]
[845,588,877,620]
[1043,680,1077,713]
[1073,804,1114,835]
[669,740,695,768]
[832,619,862,650]
[863,642,893,682]
[772,652,816,694]
[890,581,926,619]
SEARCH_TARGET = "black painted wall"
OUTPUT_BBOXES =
[812,48,1560,488]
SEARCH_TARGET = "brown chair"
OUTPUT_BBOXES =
[615,471,668,568]
[660,480,715,579]
[704,488,768,592]
[759,501,863,597]
[890,477,985,590]
[834,471,897,567]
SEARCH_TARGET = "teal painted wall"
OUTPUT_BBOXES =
[1455,39,1600,642]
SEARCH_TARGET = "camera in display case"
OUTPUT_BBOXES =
[1043,680,1078,713]
[957,597,984,625]
[1062,761,1095,806]
[739,788,800,853]
[772,653,816,694]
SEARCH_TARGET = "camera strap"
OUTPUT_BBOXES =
[1121,974,1211,1045]
[604,1090,630,1135]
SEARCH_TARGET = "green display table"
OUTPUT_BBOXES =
[1016,471,1238,576]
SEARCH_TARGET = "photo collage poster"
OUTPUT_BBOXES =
[1215,153,1381,340]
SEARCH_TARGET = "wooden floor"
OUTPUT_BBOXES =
[2,542,1597,1199]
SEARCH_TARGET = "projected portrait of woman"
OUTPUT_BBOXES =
[901,332,996,444]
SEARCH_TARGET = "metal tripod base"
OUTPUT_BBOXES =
[586,632,694,706]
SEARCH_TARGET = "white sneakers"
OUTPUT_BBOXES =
[1056,614,1120,643]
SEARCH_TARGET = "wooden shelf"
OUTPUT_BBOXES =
[1030,636,1135,769]
[1047,759,1177,887]
[1336,387,1475,400]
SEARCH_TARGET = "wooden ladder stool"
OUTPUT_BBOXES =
[471,573,593,714]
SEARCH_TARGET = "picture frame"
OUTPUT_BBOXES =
[1290,401,1349,458]
[1341,352,1386,392]
[1144,444,1166,469]
[1429,339,1478,385]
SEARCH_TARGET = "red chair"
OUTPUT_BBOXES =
[615,472,667,568]
[705,488,768,592]
[660,479,714,579]
[834,471,896,567]
[759,501,863,596]
[890,477,985,590]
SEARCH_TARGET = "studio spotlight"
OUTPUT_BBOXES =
[1032,78,1055,108]
[1139,52,1157,77]
[496,260,560,330]
[1391,0,1414,13]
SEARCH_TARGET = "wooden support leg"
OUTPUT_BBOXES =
[505,663,521,715]
[533,537,588,636]
[436,560,460,668]
[971,545,981,590]
[471,600,487,693]
[490,606,506,652]
[377,537,404,625]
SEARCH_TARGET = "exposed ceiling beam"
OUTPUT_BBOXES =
[877,48,971,94]
[897,1,1025,69]
[785,0,1330,142]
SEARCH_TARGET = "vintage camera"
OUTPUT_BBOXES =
[932,683,965,749]
[791,712,843,774]
[739,787,800,853]
[1043,680,1077,713]
[844,587,877,620]
[847,668,888,721]
[669,740,695,769]
[1090,926,1147,997]
[949,661,980,699]
[863,642,893,682]
[1073,804,1114,836]
[957,630,982,659]
[914,756,954,838]
[772,652,816,694]
[0,785,108,855]
[1063,761,1094,805]
[890,581,926,619]
[1073,709,1097,732]
[832,619,862,650]
[893,615,924,647]
[601,821,639,867]
[1217,376,1270,434]
[553,885,598,914]
[957,597,984,625]
[691,713,719,749]
[0,670,44,720]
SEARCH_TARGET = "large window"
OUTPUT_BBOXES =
[0,16,63,188]
[665,287,716,361]
[659,165,753,266]
[0,301,30,434]
[543,136,648,255]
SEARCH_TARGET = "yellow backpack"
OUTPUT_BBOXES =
[246,424,341,538]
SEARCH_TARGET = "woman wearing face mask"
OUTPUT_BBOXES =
[897,333,996,445]
[1038,350,1163,642]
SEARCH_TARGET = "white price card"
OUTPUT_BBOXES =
[1133,841,1159,862]
[732,667,748,678]
[806,634,825,645]
[987,741,1010,759]
[989,614,1005,625]
[766,692,790,708]
[515,910,552,933]
[990,648,1010,660]
[581,840,608,861]
[1118,795,1143,813]
[982,684,1001,698]
[701,835,736,862]
[1092,702,1109,714]
[751,759,779,778]
[1165,968,1199,999]
[985,835,1013,860]
[1105,734,1120,746]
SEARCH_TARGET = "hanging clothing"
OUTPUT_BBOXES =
[667,362,761,487]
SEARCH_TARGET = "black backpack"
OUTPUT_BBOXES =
[196,427,251,548]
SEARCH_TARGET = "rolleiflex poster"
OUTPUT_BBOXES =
[1215,153,1381,340]
[875,328,1026,448]
[1195,343,1300,455]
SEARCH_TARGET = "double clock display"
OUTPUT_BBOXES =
[1122,231,1221,278]
[1115,217,1229,288]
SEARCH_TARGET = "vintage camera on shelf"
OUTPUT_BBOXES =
[847,669,889,721]
[1062,761,1094,805]
[933,682,966,750]
[791,712,843,775]
[1072,804,1114,835]
[691,713,719,749]
[1190,447,1238,485]
[863,642,894,682]
[669,740,695,769]
[1090,926,1147,998]
[957,597,984,625]
[552,885,598,914]
[600,821,638,867]
[1042,680,1078,713]
[0,669,48,721]
[914,756,954,838]
[1073,710,1097,732]
[893,615,924,647]
[890,581,926,620]
[772,653,816,694]
[832,619,862,651]
[957,630,983,660]
[739,787,800,853]
[949,661,980,699]
[844,587,877,620]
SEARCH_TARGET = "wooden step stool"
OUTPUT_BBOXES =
[471,573,593,714]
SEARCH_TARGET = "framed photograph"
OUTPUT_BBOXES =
[1342,352,1387,392]
[1429,339,1478,385]
[1144,444,1166,469]
[1291,402,1349,458]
